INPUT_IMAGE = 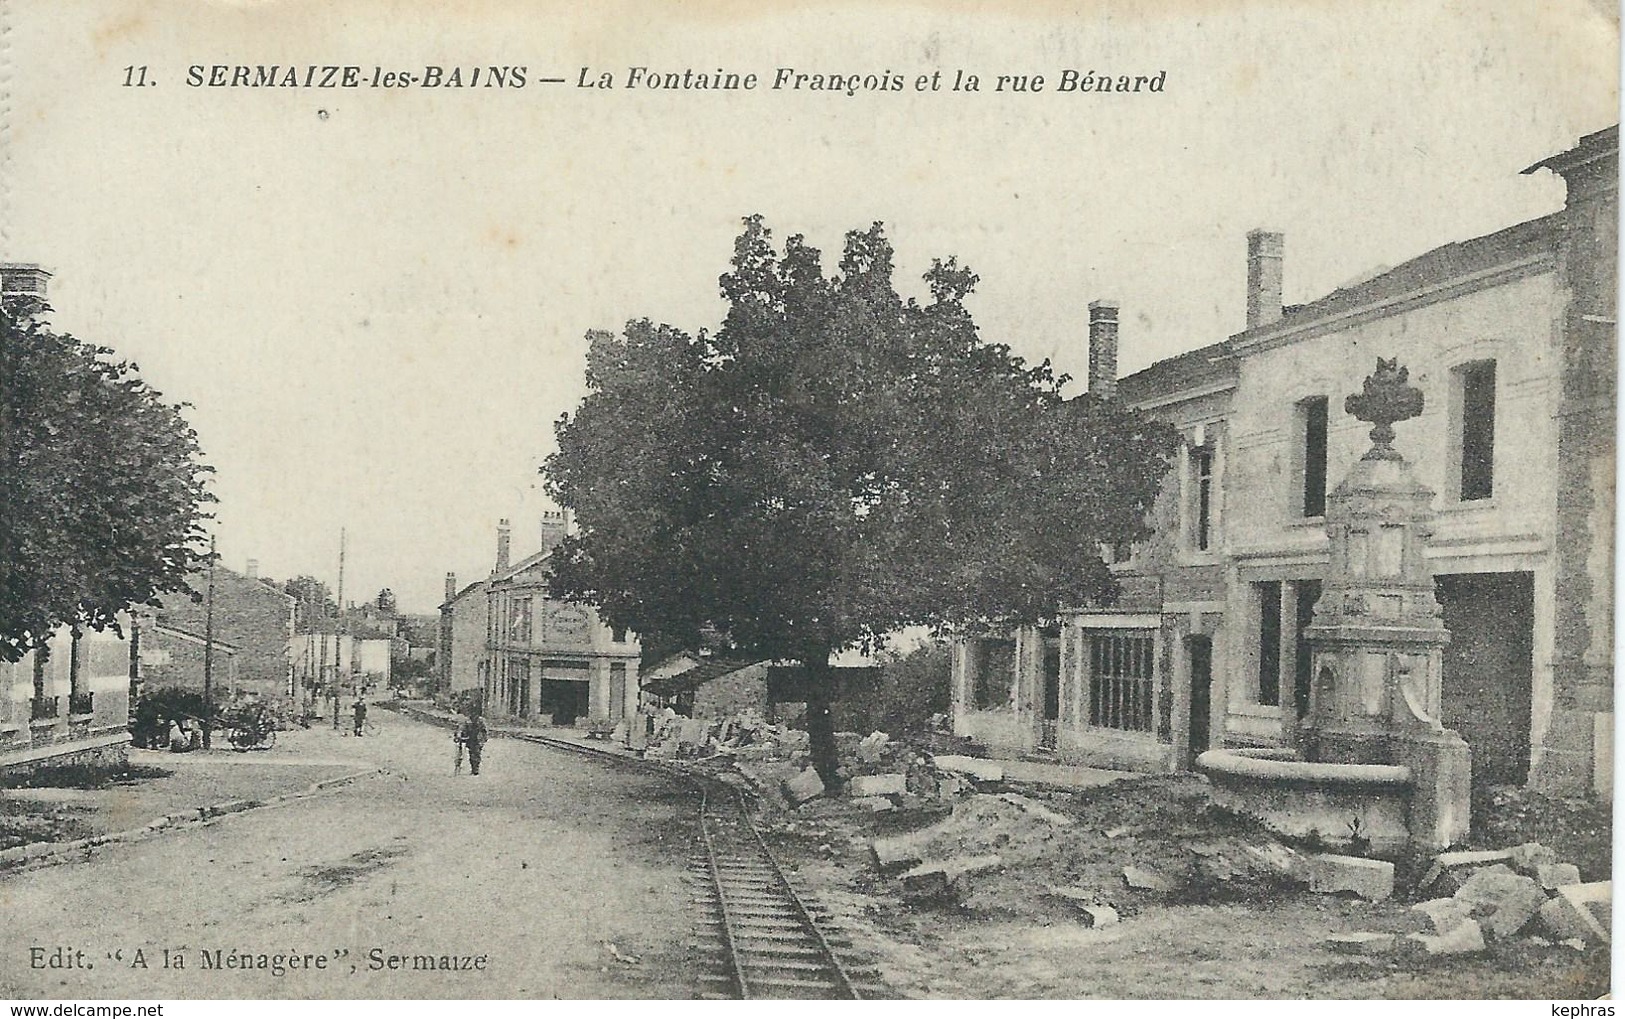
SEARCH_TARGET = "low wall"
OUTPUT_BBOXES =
[1197,747,1413,855]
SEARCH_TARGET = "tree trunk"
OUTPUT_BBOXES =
[804,650,841,790]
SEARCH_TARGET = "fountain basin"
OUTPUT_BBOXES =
[1197,748,1413,855]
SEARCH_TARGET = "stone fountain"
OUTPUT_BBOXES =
[1199,359,1472,853]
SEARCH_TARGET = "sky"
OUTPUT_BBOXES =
[1,0,1617,613]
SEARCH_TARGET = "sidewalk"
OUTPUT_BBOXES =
[0,723,377,850]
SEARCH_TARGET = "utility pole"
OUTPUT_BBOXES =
[202,533,216,750]
[336,527,347,698]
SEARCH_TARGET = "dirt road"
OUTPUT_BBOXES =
[0,710,706,999]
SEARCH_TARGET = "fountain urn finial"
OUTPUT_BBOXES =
[1345,357,1425,460]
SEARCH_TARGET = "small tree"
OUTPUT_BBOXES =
[0,305,214,661]
[285,575,337,628]
[546,217,1176,783]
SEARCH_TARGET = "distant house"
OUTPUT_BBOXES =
[288,633,392,699]
[441,512,642,727]
[151,561,296,703]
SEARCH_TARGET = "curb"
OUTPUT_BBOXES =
[0,766,386,876]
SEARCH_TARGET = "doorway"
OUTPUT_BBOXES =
[1436,572,1534,787]
[1039,632,1061,751]
[1187,635,1213,756]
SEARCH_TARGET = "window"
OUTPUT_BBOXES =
[1256,581,1283,706]
[1456,360,1496,501]
[972,638,1016,710]
[1088,632,1155,732]
[611,625,627,643]
[508,597,532,642]
[1298,397,1329,517]
[1255,579,1321,711]
[1191,442,1215,551]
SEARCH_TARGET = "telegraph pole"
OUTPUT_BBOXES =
[202,533,216,750]
[335,527,347,698]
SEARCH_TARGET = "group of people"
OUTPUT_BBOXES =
[167,717,202,752]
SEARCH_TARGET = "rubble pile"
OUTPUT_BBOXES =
[1327,842,1611,958]
[862,774,1312,918]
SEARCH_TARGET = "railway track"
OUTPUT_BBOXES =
[391,706,884,999]
[688,781,880,999]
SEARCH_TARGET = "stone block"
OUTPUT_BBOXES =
[1326,932,1397,955]
[1453,868,1546,939]
[935,776,964,800]
[1411,897,1472,935]
[1537,882,1611,944]
[783,767,825,805]
[1243,842,1305,881]
[898,864,951,902]
[851,796,894,815]
[1506,842,1558,877]
[899,854,1002,903]
[1419,849,1511,893]
[1537,863,1583,891]
[1123,866,1177,893]
[1307,854,1394,902]
[933,755,1003,782]
[848,773,907,798]
[855,731,890,765]
[997,793,1073,826]
[1405,920,1485,957]
[870,835,925,873]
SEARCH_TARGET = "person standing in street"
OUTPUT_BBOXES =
[458,710,489,775]
[353,696,368,737]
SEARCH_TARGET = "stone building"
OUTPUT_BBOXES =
[441,513,642,727]
[0,620,135,772]
[952,125,1616,799]
[150,561,296,703]
[953,301,1238,772]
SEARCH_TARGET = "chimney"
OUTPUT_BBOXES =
[0,263,51,309]
[444,572,457,602]
[1246,230,1284,330]
[540,509,569,551]
[1087,300,1119,400]
[494,519,512,573]
[245,558,259,579]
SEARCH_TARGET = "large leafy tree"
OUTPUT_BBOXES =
[546,216,1177,782]
[0,303,215,661]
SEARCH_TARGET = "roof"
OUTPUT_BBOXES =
[1233,212,1562,345]
[151,623,241,654]
[641,657,762,697]
[1115,339,1236,406]
[1523,124,1618,176]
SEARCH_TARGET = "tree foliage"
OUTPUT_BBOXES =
[0,304,215,662]
[545,217,1177,778]
[284,575,337,628]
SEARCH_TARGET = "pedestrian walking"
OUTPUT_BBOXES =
[353,697,368,737]
[452,725,465,774]
[458,711,489,776]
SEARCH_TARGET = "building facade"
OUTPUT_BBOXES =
[442,513,643,727]
[0,620,135,772]
[151,562,296,703]
[952,126,1616,799]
